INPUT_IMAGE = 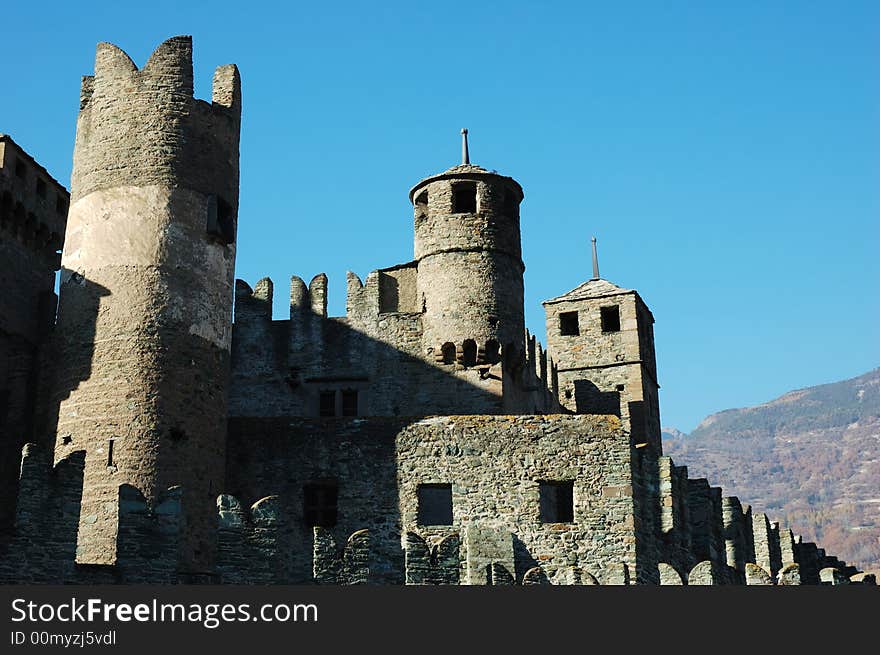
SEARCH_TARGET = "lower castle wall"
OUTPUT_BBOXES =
[1,421,867,585]
[225,414,645,584]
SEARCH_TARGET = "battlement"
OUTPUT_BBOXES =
[72,36,241,205]
[0,444,83,583]
[650,450,868,585]
[290,274,328,317]
[115,484,185,583]
[216,494,283,583]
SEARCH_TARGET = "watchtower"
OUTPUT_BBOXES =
[50,36,241,572]
[543,239,661,449]
[410,130,526,368]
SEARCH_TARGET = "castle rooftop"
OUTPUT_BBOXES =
[0,133,69,194]
[408,130,524,202]
[408,162,524,202]
[543,278,634,305]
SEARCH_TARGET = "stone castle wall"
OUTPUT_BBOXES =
[225,413,647,584]
[2,416,867,586]
[0,135,68,534]
[229,272,558,419]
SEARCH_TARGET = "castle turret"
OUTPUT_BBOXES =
[543,241,660,449]
[410,130,525,368]
[50,36,241,572]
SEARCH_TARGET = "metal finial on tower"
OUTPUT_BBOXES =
[591,236,600,280]
[461,128,469,165]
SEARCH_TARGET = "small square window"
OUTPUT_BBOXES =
[341,389,358,416]
[539,481,574,523]
[303,481,338,527]
[600,305,620,332]
[417,484,453,525]
[559,311,579,336]
[451,183,477,213]
[319,390,336,417]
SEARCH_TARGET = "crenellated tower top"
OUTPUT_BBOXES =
[72,36,241,209]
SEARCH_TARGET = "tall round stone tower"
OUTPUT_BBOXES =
[410,130,525,366]
[50,36,241,573]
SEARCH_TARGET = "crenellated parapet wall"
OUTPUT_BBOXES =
[1,433,869,585]
[404,532,460,585]
[215,494,283,584]
[653,450,866,585]
[686,479,725,567]
[230,270,562,418]
[0,444,83,583]
[115,484,185,583]
[72,36,240,206]
[313,527,371,584]
[658,457,692,576]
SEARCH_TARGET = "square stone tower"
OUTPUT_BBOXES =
[0,134,68,533]
[543,277,660,450]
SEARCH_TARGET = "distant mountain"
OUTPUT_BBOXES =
[662,368,880,571]
[661,426,688,441]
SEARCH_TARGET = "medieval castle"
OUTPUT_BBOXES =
[0,36,872,586]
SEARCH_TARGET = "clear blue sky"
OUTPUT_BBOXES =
[3,2,877,431]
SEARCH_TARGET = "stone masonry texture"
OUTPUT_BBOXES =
[0,36,871,587]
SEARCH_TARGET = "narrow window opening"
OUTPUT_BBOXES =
[1,192,12,219]
[319,390,336,417]
[415,190,428,206]
[341,389,358,416]
[36,178,46,198]
[451,183,477,213]
[441,342,456,365]
[107,439,115,467]
[417,484,453,525]
[61,434,72,445]
[616,384,625,392]
[14,159,25,179]
[207,195,235,245]
[539,481,574,523]
[485,339,500,365]
[503,191,519,218]
[303,481,338,528]
[601,305,621,332]
[0,390,9,425]
[462,339,477,367]
[559,311,579,336]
